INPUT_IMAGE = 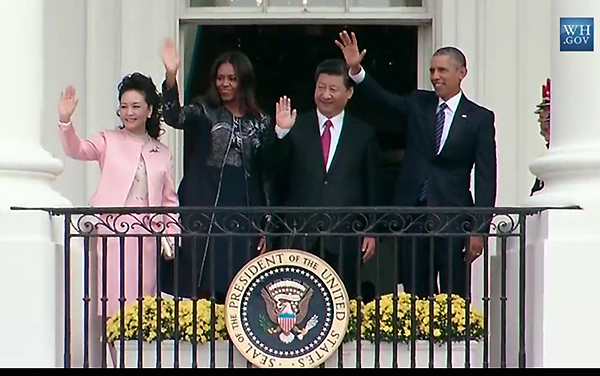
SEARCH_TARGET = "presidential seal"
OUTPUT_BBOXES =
[224,249,349,368]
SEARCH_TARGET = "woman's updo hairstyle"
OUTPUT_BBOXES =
[116,72,163,139]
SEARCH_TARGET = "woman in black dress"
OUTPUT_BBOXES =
[159,39,275,303]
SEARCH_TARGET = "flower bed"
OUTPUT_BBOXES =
[106,293,484,368]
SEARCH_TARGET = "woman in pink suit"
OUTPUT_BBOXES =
[57,73,180,320]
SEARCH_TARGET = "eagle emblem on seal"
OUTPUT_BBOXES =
[260,279,319,344]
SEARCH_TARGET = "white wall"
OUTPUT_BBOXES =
[43,0,88,207]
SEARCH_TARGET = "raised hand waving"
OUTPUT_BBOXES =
[58,85,79,123]
[334,31,367,75]
[275,96,297,130]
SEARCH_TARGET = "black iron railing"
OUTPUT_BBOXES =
[11,205,577,368]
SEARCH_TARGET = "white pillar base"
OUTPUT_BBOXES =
[0,226,62,367]
[0,152,73,367]
[535,209,600,368]
[527,146,600,208]
[0,145,70,209]
[492,208,600,368]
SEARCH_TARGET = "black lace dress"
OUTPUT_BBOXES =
[159,81,275,302]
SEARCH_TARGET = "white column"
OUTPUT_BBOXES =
[523,0,600,368]
[528,0,600,209]
[0,0,70,368]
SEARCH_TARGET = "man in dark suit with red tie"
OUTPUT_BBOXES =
[335,31,497,299]
[270,58,384,299]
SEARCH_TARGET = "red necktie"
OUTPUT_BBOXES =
[321,119,333,168]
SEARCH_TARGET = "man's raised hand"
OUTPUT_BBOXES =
[275,96,297,129]
[335,31,366,75]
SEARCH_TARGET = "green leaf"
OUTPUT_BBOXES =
[258,314,274,333]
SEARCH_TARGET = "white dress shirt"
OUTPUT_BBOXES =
[275,109,345,172]
[349,67,462,154]
[435,91,461,154]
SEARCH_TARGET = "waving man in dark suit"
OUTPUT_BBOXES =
[270,58,384,299]
[335,31,497,299]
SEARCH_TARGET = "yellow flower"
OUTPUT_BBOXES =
[107,292,485,346]
[345,292,485,345]
[106,295,229,344]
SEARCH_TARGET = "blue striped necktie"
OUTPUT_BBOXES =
[418,102,448,202]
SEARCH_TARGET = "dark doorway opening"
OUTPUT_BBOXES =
[183,24,419,206]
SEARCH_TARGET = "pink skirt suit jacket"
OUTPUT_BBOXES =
[58,122,180,318]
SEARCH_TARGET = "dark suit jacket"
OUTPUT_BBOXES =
[357,74,497,233]
[271,110,384,250]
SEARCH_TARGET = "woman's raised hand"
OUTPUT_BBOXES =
[58,85,79,123]
[162,38,181,76]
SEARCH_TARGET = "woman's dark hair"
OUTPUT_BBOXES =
[205,51,262,117]
[116,72,163,139]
